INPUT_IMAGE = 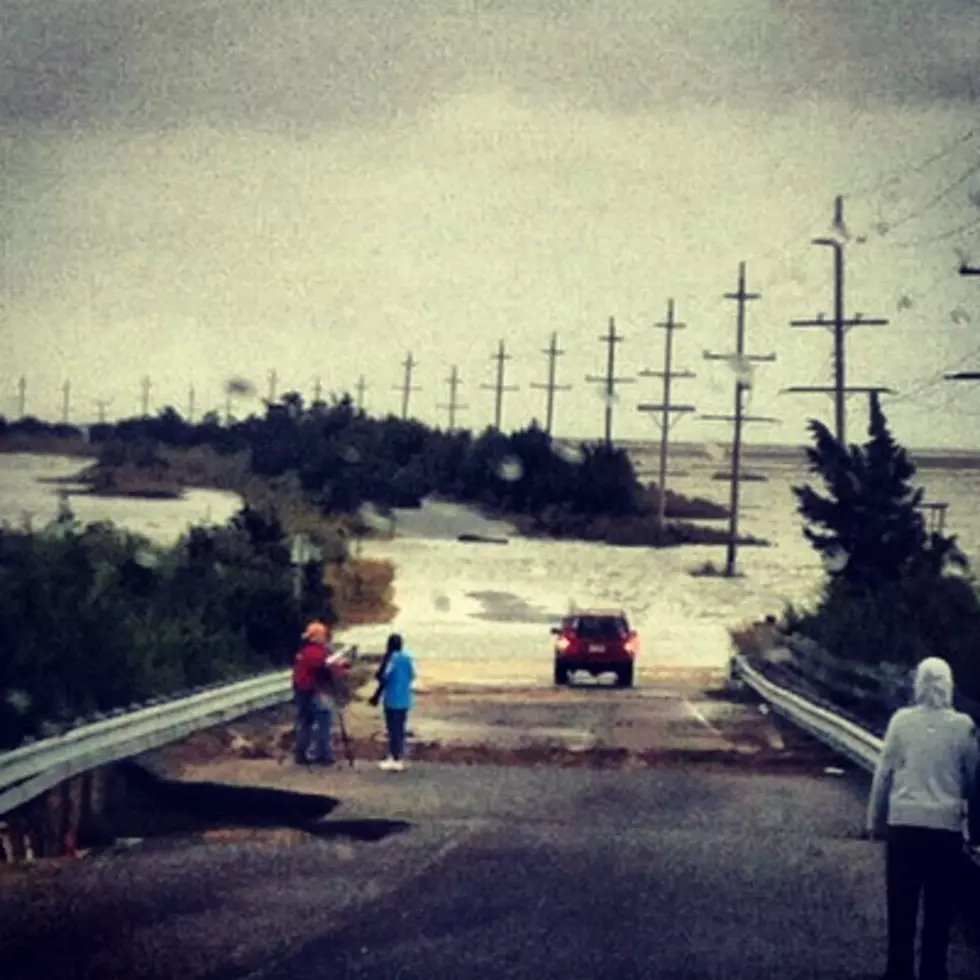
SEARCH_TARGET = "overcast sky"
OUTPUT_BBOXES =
[2,0,980,448]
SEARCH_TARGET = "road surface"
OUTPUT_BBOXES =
[2,761,978,980]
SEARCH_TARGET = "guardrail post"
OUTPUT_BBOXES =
[80,768,109,846]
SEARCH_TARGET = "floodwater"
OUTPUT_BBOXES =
[342,455,980,677]
[4,451,980,677]
[0,453,241,544]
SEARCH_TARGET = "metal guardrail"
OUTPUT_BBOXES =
[730,652,883,770]
[0,669,293,815]
[730,651,980,869]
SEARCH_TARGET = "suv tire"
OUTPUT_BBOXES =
[617,664,634,688]
[554,662,569,685]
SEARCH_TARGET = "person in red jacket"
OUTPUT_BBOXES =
[292,620,334,766]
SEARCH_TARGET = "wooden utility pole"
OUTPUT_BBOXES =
[636,299,697,529]
[312,378,323,404]
[701,263,777,577]
[61,380,71,424]
[141,376,152,417]
[395,353,420,420]
[530,332,571,436]
[355,375,368,412]
[187,384,196,422]
[439,365,468,432]
[94,399,110,424]
[17,376,26,418]
[586,316,635,448]
[482,340,519,431]
[784,195,892,444]
[268,369,278,404]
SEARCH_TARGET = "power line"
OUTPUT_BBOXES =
[886,213,980,250]
[782,195,893,444]
[755,132,978,277]
[700,262,777,578]
[530,332,572,437]
[636,299,697,529]
[847,128,977,205]
[890,340,980,404]
[585,316,635,448]
[873,158,980,237]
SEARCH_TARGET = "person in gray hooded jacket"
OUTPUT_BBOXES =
[867,656,979,980]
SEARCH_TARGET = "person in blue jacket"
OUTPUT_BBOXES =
[369,632,415,772]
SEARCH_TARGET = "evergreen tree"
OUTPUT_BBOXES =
[793,392,966,588]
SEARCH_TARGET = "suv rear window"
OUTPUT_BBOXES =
[571,616,628,638]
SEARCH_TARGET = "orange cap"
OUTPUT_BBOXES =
[302,621,329,643]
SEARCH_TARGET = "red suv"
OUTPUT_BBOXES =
[551,610,638,688]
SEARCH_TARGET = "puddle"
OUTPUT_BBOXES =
[464,589,560,624]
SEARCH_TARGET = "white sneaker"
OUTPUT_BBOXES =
[390,760,405,772]
[378,757,396,771]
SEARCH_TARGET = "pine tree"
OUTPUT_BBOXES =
[793,392,965,588]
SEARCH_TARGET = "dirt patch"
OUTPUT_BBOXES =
[151,677,843,778]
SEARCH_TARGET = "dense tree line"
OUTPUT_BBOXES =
[3,394,649,523]
[0,506,330,749]
[786,392,980,702]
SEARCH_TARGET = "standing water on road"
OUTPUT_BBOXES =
[5,452,980,680]
[344,456,980,680]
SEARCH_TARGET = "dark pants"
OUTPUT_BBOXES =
[294,690,332,764]
[886,825,963,980]
[385,708,408,761]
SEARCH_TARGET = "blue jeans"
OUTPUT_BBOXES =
[294,690,333,764]
[385,708,408,761]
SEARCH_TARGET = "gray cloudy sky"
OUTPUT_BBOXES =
[2,0,980,447]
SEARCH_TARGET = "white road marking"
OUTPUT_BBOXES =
[682,698,723,736]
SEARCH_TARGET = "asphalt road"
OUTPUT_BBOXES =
[2,763,978,980]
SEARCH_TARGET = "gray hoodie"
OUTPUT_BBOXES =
[867,657,979,836]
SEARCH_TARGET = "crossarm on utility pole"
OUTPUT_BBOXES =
[586,316,635,447]
[394,354,421,419]
[785,195,891,445]
[481,340,518,431]
[780,385,895,395]
[701,261,776,577]
[530,332,572,436]
[635,299,697,527]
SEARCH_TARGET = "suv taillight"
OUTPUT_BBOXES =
[624,634,639,655]
[556,635,572,653]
